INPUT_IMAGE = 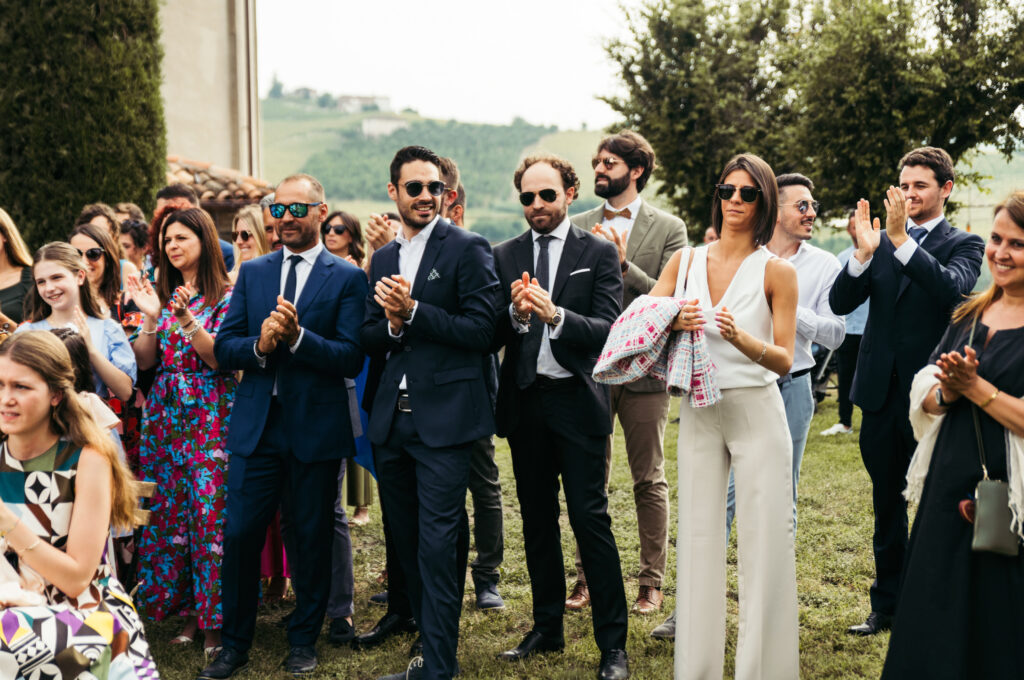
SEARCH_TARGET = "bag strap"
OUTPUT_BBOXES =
[682,247,696,292]
[966,314,990,479]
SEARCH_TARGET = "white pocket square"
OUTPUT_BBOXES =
[427,268,441,281]
[569,268,590,276]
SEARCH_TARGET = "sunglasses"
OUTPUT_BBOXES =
[322,224,348,236]
[403,180,446,197]
[715,184,761,203]
[231,230,253,242]
[77,247,105,262]
[518,189,559,206]
[268,202,323,219]
[592,157,625,170]
[787,200,821,215]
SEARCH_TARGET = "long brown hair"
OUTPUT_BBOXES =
[322,210,365,264]
[0,332,137,529]
[711,154,779,246]
[26,243,104,322]
[0,208,34,268]
[156,208,229,308]
[69,222,122,312]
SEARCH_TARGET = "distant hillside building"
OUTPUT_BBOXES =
[336,95,391,113]
[362,116,409,138]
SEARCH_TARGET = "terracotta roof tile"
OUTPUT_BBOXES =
[167,155,273,204]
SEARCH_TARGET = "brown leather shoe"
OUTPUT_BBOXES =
[632,585,663,614]
[564,581,590,611]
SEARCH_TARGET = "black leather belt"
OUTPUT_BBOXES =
[397,391,412,413]
[534,375,578,389]
[777,367,812,386]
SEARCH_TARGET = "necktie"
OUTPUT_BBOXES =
[908,226,927,245]
[283,254,302,303]
[517,235,553,389]
[603,207,632,221]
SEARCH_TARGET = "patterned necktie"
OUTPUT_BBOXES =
[283,254,302,303]
[908,226,927,245]
[603,207,632,221]
[517,235,553,389]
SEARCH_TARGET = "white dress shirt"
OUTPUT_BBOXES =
[390,216,438,388]
[601,196,643,239]
[786,242,846,373]
[509,218,571,378]
[846,214,945,277]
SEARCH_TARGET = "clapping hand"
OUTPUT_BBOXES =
[125,274,161,318]
[71,306,93,349]
[672,299,704,332]
[374,275,413,333]
[591,224,627,264]
[527,278,557,324]
[511,272,532,321]
[270,296,301,346]
[366,214,398,251]
[883,186,911,246]
[935,345,980,401]
[852,198,881,264]
[171,285,193,319]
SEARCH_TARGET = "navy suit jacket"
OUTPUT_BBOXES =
[214,248,368,461]
[492,225,623,438]
[360,218,500,448]
[829,219,984,412]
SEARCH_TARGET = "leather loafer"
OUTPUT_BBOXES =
[498,630,565,661]
[565,580,591,611]
[632,585,663,614]
[283,645,317,675]
[196,647,248,679]
[369,590,388,606]
[597,649,630,680]
[474,578,505,611]
[847,611,892,636]
[353,612,418,649]
[328,617,355,645]
[650,611,675,641]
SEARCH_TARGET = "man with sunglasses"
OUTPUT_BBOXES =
[569,130,687,619]
[362,146,500,680]
[259,192,283,251]
[493,155,629,680]
[200,173,368,679]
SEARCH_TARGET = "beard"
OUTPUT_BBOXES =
[594,173,631,199]
[398,199,438,229]
[526,203,568,234]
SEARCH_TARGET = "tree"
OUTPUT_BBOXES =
[269,73,284,98]
[0,2,166,247]
[317,92,335,108]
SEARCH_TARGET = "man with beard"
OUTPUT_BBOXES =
[569,130,687,617]
[362,146,500,680]
[493,155,630,680]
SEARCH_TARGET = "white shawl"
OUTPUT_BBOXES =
[905,365,1024,541]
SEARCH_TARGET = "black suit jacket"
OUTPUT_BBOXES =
[492,224,623,438]
[360,218,500,448]
[829,219,984,412]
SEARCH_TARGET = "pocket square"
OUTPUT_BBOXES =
[427,268,441,281]
[569,268,591,276]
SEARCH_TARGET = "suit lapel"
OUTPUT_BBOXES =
[260,250,284,310]
[626,202,655,259]
[552,226,586,302]
[411,219,449,299]
[896,219,951,300]
[295,250,332,316]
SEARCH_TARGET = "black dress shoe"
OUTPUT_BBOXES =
[369,590,388,606]
[597,649,630,680]
[847,611,893,636]
[408,635,423,658]
[353,612,418,649]
[498,630,565,661]
[283,645,317,675]
[328,617,355,645]
[196,647,249,679]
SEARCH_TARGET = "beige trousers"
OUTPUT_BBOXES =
[675,384,799,680]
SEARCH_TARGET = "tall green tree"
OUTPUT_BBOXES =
[0,2,166,247]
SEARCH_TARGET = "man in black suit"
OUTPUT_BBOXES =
[362,146,500,680]
[493,155,629,680]
[830,146,984,635]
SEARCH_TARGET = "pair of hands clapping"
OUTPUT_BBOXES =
[125,276,198,330]
[511,273,558,324]
[934,346,980,406]
[374,275,414,335]
[852,186,914,264]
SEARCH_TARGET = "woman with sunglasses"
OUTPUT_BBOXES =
[126,207,235,657]
[648,153,799,679]
[0,207,35,326]
[322,210,366,266]
[228,205,270,284]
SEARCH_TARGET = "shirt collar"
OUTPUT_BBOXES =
[908,214,944,233]
[532,217,572,242]
[396,216,439,246]
[283,240,323,264]
[603,196,643,220]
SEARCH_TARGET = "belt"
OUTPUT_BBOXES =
[777,367,812,386]
[533,375,578,390]
[396,391,412,413]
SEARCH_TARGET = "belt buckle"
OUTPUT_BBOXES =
[397,393,412,413]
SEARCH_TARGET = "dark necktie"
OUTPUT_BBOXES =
[283,254,302,303]
[603,206,632,221]
[908,226,927,245]
[516,235,553,389]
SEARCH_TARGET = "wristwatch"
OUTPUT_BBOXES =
[547,307,564,328]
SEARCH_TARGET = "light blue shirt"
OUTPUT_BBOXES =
[18,316,138,394]
[837,246,869,335]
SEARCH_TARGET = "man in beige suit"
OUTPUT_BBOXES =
[568,130,687,615]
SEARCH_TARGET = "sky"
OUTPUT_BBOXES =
[256,0,644,130]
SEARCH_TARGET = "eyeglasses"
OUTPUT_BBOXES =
[592,157,625,170]
[77,247,105,262]
[322,224,348,236]
[715,184,761,203]
[518,189,559,206]
[786,200,820,215]
[403,180,446,198]
[231,230,252,242]
[268,202,323,219]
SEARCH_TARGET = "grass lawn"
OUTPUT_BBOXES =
[145,396,892,679]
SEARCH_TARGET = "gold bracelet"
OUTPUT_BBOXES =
[18,537,41,556]
[0,516,20,538]
[979,389,1000,409]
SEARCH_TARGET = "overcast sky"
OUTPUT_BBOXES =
[256,0,643,130]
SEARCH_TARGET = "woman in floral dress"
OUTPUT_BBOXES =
[128,207,235,656]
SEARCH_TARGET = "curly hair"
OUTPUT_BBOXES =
[513,154,580,197]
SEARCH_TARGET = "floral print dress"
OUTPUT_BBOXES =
[133,289,235,629]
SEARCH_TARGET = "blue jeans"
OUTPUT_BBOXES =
[726,373,813,537]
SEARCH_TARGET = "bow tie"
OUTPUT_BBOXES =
[603,207,632,221]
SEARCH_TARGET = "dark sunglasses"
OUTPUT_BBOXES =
[77,247,105,262]
[592,157,625,170]
[268,202,323,219]
[518,189,559,206]
[403,180,446,197]
[231,230,252,242]
[322,224,348,236]
[787,200,821,215]
[715,184,761,203]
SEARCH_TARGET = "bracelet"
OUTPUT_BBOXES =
[0,516,20,538]
[512,308,530,325]
[139,327,158,335]
[19,537,40,555]
[979,389,1000,409]
[755,342,768,364]
[182,324,201,342]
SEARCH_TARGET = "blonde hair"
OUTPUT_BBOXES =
[230,205,270,276]
[0,208,35,268]
[0,332,137,529]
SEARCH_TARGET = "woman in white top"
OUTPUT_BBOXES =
[650,153,800,679]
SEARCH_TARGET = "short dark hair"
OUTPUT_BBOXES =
[389,146,442,187]
[115,202,145,222]
[775,173,814,194]
[77,203,119,231]
[156,183,200,206]
[513,155,580,197]
[438,157,460,190]
[451,183,466,211]
[49,327,93,394]
[711,153,778,246]
[596,130,657,191]
[899,146,955,188]
[120,218,149,249]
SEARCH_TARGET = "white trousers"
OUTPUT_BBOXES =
[674,384,800,679]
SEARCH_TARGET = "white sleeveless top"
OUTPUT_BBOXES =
[674,245,776,389]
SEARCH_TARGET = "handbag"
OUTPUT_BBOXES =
[965,315,1020,556]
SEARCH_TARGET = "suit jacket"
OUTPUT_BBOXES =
[829,219,984,412]
[360,218,500,448]
[492,224,623,438]
[214,248,369,461]
[572,200,687,392]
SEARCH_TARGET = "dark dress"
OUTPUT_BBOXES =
[0,267,32,324]
[882,317,1024,680]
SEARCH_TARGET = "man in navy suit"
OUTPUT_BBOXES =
[198,173,368,679]
[830,147,984,636]
[363,146,500,680]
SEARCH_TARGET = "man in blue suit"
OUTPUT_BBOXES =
[198,173,368,679]
[830,147,984,636]
[364,146,500,680]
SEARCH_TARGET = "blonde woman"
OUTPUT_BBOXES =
[0,208,35,325]
[229,205,270,284]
